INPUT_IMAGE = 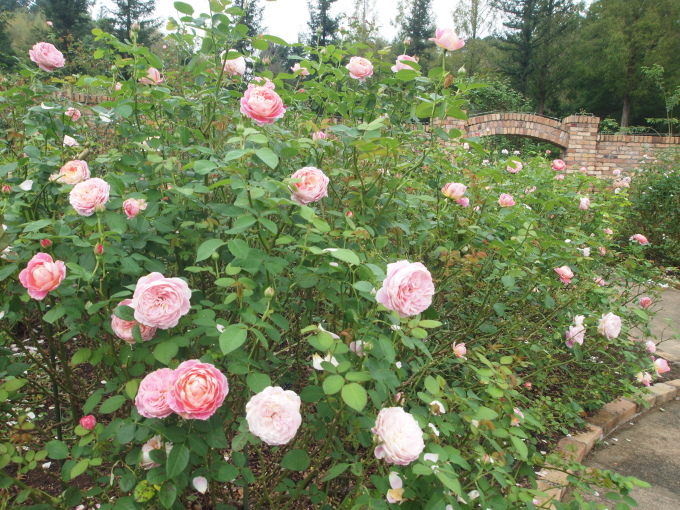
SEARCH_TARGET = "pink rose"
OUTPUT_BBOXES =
[580,166,588,173]
[132,272,191,329]
[613,169,621,176]
[579,197,590,210]
[115,82,122,91]
[69,178,110,216]
[603,228,613,235]
[46,21,53,26]
[166,360,229,420]
[452,341,466,359]
[639,297,652,309]
[457,197,469,207]
[565,315,585,348]
[554,265,574,285]
[597,312,621,339]
[312,131,326,142]
[65,107,81,121]
[636,372,652,386]
[593,276,606,286]
[376,260,435,317]
[222,53,246,77]
[441,182,467,200]
[291,63,309,75]
[29,42,65,72]
[429,28,465,51]
[386,472,405,504]
[506,160,522,173]
[510,408,523,427]
[391,54,417,72]
[555,174,565,180]
[135,368,175,418]
[645,340,657,353]
[498,193,515,207]
[79,415,96,430]
[19,253,66,300]
[289,166,329,205]
[349,340,366,356]
[63,135,79,147]
[654,358,670,377]
[139,67,163,85]
[598,246,607,256]
[629,234,649,245]
[123,197,147,219]
[346,56,373,81]
[140,435,172,469]
[50,160,90,184]
[246,386,302,445]
[372,407,425,465]
[551,159,566,171]
[111,299,157,344]
[240,86,286,126]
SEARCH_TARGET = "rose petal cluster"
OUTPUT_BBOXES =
[372,407,425,465]
[579,197,590,210]
[166,360,229,420]
[289,166,329,205]
[629,234,649,245]
[240,86,286,126]
[429,28,465,51]
[29,42,65,72]
[69,178,110,216]
[65,107,81,121]
[132,272,192,329]
[19,253,66,300]
[135,368,175,418]
[291,63,309,75]
[554,265,574,285]
[50,160,90,185]
[140,435,173,469]
[636,372,652,386]
[506,160,522,173]
[312,131,326,142]
[498,193,515,207]
[391,54,417,73]
[565,315,585,348]
[346,56,374,81]
[441,182,467,200]
[139,67,164,85]
[551,159,567,171]
[79,415,96,430]
[123,197,147,219]
[654,358,670,377]
[597,312,621,339]
[376,260,435,317]
[111,299,157,344]
[245,386,302,445]
[639,297,652,309]
[223,53,246,77]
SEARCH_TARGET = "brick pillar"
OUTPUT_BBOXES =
[561,115,600,176]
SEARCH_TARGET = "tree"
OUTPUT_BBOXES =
[399,0,435,58]
[0,16,16,69]
[232,0,264,54]
[349,0,377,44]
[41,0,92,44]
[108,0,160,47]
[306,0,340,46]
[452,0,496,75]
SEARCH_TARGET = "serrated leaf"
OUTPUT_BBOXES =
[71,348,91,365]
[228,239,250,259]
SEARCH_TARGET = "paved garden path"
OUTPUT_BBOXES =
[569,287,680,509]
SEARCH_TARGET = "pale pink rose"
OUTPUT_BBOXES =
[123,198,147,219]
[65,107,81,121]
[597,312,621,339]
[50,160,90,185]
[580,166,588,173]
[291,63,309,75]
[429,28,465,51]
[246,386,302,445]
[349,340,367,356]
[135,368,175,418]
[463,142,470,150]
[46,21,53,26]
[289,166,329,205]
[598,246,607,256]
[551,159,566,171]
[636,372,652,386]
[457,197,469,207]
[222,53,246,77]
[139,67,163,85]
[111,299,157,344]
[391,54,417,72]
[501,149,509,155]
[514,150,520,155]
[565,315,585,348]
[249,76,275,89]
[240,86,286,126]
[132,272,191,329]
[386,471,405,503]
[498,193,515,207]
[166,360,229,420]
[115,82,122,91]
[603,228,613,235]
[639,297,652,309]
[554,265,574,285]
[593,276,606,286]
[441,182,467,200]
[69,178,110,216]
[645,340,657,353]
[372,407,425,465]
[629,234,649,245]
[140,435,172,469]
[613,169,621,176]
[579,197,590,210]
[555,174,565,180]
[510,408,523,427]
[312,131,326,142]
[63,135,79,147]
[525,186,536,193]
[452,341,466,359]
[654,358,670,377]
[19,253,66,300]
[506,160,522,173]
[376,260,435,317]
[546,150,551,154]
[346,56,373,81]
[79,415,96,430]
[29,42,65,72]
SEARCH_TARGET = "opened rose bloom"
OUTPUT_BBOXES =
[139,67,164,85]
[240,86,286,126]
[69,178,110,216]
[636,372,652,387]
[579,197,590,210]
[246,386,302,445]
[111,299,156,344]
[222,52,246,76]
[65,107,81,121]
[565,315,585,348]
[554,265,574,285]
[50,160,90,184]
[29,42,65,72]
[289,166,329,205]
[63,135,79,147]
[629,234,649,245]
[429,28,465,51]
[391,54,417,72]
[132,272,191,329]
[19,253,66,300]
[312,131,326,142]
[452,341,467,359]
[597,312,621,339]
[166,360,229,420]
[441,182,467,200]
[291,62,309,75]
[376,260,435,317]
[498,193,515,207]
[140,435,173,469]
[551,159,567,171]
[123,197,147,219]
[654,358,670,377]
[639,296,652,309]
[346,56,374,81]
[645,340,657,353]
[135,368,175,418]
[372,407,425,465]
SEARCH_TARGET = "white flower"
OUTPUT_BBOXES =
[428,423,440,436]
[317,324,340,339]
[312,353,339,370]
[429,400,445,415]
[19,180,33,191]
[395,361,402,369]
[192,476,208,493]
[216,324,225,333]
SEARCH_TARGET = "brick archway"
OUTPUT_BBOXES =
[465,113,569,149]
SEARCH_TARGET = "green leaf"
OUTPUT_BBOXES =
[322,374,345,395]
[321,463,350,482]
[228,239,250,259]
[70,459,89,480]
[281,449,310,471]
[113,305,135,321]
[219,324,248,354]
[341,383,367,412]
[173,1,194,14]
[45,440,69,460]
[43,307,66,324]
[114,105,132,119]
[436,471,462,495]
[153,341,178,365]
[99,395,126,414]
[133,480,156,502]
[510,435,528,460]
[166,444,190,478]
[194,160,218,175]
[196,239,226,262]
[328,248,361,265]
[159,481,177,509]
[22,219,53,233]
[418,320,442,329]
[255,147,279,169]
[246,372,271,393]
[501,275,515,288]
[71,348,92,365]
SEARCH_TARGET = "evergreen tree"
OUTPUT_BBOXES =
[0,16,16,69]
[306,0,339,46]
[399,0,435,58]
[452,0,496,75]
[108,0,160,47]
[232,0,264,54]
[350,0,377,44]
[41,0,92,44]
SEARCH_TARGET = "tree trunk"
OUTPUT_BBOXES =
[621,95,631,128]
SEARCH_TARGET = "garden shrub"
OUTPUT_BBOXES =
[0,3,665,509]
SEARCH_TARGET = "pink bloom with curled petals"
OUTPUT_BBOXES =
[579,197,590,210]
[291,63,309,75]
[123,197,147,219]
[79,415,96,430]
[452,341,467,359]
[29,42,64,72]
[372,407,424,465]
[132,272,191,329]
[429,28,465,51]
[630,234,649,245]
[166,360,229,420]
[65,107,81,121]
[139,67,163,85]
[554,265,574,285]
[457,197,469,207]
[312,131,326,142]
[551,159,566,171]
[19,253,66,300]
[135,368,175,418]
[246,386,302,445]
[240,86,286,126]
[50,160,90,184]
[111,299,156,344]
[498,193,515,207]
[222,53,246,76]
[441,182,467,200]
[289,167,329,205]
[654,358,670,377]
[346,57,373,81]
[69,178,110,216]
[376,261,435,317]
[639,297,652,309]
[506,160,522,173]
[645,340,656,353]
[391,54,417,72]
[598,312,621,339]
[636,372,652,386]
[555,174,565,180]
